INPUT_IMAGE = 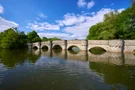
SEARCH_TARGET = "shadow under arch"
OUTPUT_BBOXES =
[89,47,106,55]
[42,45,48,52]
[53,45,62,50]
[133,50,135,55]
[52,45,62,53]
[68,45,80,54]
[32,46,38,50]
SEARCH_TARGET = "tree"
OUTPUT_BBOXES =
[18,32,27,48]
[27,30,41,43]
[0,28,19,48]
[49,37,61,41]
[42,37,49,41]
[87,4,135,40]
[0,28,28,49]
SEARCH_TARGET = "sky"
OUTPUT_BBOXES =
[0,0,130,39]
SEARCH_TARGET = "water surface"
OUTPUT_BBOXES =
[0,49,135,90]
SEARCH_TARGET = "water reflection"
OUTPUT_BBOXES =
[1,49,135,68]
[40,49,135,66]
[0,49,135,90]
[90,62,135,90]
[0,49,40,68]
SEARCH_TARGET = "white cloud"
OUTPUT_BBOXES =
[0,17,18,32]
[27,21,60,31]
[27,7,125,40]
[77,0,95,9]
[62,8,125,39]
[77,0,87,7]
[0,5,4,14]
[39,13,47,19]
[91,12,95,15]
[87,1,95,9]
[118,8,125,13]
[38,32,73,40]
[56,13,85,26]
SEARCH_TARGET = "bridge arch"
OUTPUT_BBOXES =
[89,46,107,51]
[89,46,107,55]
[41,45,49,52]
[68,45,80,50]
[88,45,109,52]
[52,45,62,50]
[32,46,39,49]
[41,45,48,49]
[133,50,135,54]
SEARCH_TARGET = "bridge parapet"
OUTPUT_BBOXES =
[53,40,65,45]
[124,40,135,53]
[124,40,135,46]
[109,40,123,47]
[108,40,123,52]
[41,41,50,44]
[88,40,109,45]
[67,40,82,44]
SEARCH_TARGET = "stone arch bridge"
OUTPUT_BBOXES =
[28,40,135,53]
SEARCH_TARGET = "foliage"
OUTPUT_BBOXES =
[42,37,48,41]
[42,37,61,41]
[27,30,41,43]
[49,37,61,41]
[87,3,135,40]
[0,28,27,49]
[0,28,62,49]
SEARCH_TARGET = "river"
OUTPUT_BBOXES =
[0,49,135,90]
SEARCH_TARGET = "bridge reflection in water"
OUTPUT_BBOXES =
[30,49,135,90]
[30,49,135,66]
[0,49,135,90]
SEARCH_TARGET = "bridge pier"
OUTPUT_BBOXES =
[80,40,88,51]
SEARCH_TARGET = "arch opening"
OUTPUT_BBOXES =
[32,46,38,50]
[53,45,62,53]
[89,47,106,55]
[53,45,62,49]
[133,50,135,55]
[42,45,48,52]
[68,46,80,54]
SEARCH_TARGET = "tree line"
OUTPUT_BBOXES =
[87,3,135,40]
[0,28,61,49]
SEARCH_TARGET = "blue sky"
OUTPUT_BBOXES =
[0,0,130,39]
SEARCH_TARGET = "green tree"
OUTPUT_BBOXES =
[18,31,27,48]
[0,28,28,49]
[49,37,61,41]
[0,28,19,48]
[27,30,41,43]
[42,37,49,41]
[87,3,135,40]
